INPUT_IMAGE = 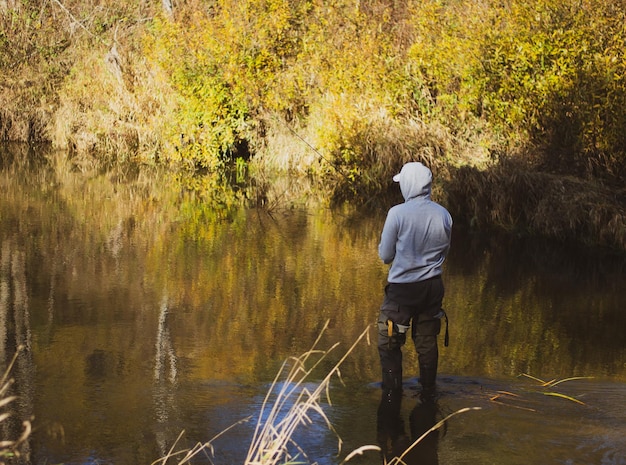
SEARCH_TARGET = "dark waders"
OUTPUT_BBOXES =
[377,276,447,402]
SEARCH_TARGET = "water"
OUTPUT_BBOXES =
[1,146,625,465]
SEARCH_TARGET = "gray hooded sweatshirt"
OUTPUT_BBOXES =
[378,162,452,283]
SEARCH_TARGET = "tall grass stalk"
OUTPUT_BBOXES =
[244,321,371,465]
[151,417,253,465]
[154,322,372,465]
[340,407,482,465]
[519,373,591,406]
[382,407,482,465]
[0,346,31,462]
[157,322,481,465]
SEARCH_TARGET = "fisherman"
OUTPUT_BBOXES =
[377,161,452,402]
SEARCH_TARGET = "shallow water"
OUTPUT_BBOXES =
[1,147,625,464]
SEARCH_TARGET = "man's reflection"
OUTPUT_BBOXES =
[376,389,440,465]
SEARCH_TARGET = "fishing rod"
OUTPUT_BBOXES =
[263,109,357,186]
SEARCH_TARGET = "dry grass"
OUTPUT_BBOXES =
[296,97,459,206]
[445,159,626,250]
[51,40,173,164]
[243,322,371,465]
[486,373,592,412]
[155,322,481,465]
[0,346,31,464]
[154,321,373,465]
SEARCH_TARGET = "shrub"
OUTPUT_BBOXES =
[406,0,626,181]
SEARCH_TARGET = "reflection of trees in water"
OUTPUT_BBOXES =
[443,227,626,379]
[0,238,35,462]
[155,295,177,384]
[42,244,58,349]
[153,294,179,458]
[1,242,9,364]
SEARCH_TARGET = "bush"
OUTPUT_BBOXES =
[406,0,626,182]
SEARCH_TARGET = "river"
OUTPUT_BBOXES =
[1,145,625,465]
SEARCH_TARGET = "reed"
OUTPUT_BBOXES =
[154,321,371,464]
[520,373,591,406]
[487,373,592,412]
[243,322,373,465]
[0,347,31,463]
[155,322,481,465]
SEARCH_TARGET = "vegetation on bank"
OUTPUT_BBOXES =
[1,0,625,249]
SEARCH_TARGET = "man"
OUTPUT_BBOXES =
[377,161,452,402]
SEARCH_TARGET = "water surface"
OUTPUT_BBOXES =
[1,146,625,464]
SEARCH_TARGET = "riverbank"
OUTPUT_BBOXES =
[1,0,625,251]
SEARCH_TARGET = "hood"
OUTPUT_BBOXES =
[393,162,432,201]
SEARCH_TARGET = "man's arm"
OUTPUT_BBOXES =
[378,211,398,264]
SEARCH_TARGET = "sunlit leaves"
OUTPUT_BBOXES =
[406,0,626,179]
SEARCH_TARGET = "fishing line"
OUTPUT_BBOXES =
[256,109,390,210]
[263,109,355,185]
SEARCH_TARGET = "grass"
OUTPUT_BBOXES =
[154,321,371,464]
[155,322,481,465]
[445,160,626,250]
[0,346,31,463]
[520,373,592,406]
[487,373,592,412]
